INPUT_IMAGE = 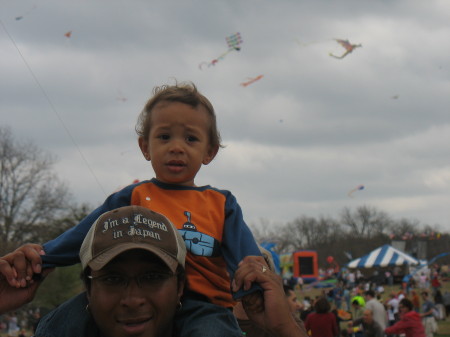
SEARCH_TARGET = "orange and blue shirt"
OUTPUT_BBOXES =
[42,178,261,307]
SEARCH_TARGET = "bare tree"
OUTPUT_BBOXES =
[0,127,72,254]
[387,218,420,239]
[277,215,342,252]
[340,205,391,238]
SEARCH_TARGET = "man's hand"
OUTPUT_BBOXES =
[233,256,307,337]
[0,267,52,315]
[241,291,264,314]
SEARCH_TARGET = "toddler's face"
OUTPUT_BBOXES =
[139,102,216,186]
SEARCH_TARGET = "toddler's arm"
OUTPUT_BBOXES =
[42,187,134,267]
[222,193,263,299]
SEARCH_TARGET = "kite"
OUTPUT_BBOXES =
[329,39,362,59]
[348,184,364,197]
[240,75,264,87]
[15,5,36,20]
[64,31,72,38]
[199,32,243,69]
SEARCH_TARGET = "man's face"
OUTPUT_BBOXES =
[87,250,184,337]
[286,290,302,313]
[398,302,410,317]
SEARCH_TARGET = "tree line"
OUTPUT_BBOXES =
[250,206,450,267]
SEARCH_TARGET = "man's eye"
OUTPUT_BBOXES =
[141,272,171,282]
[100,275,125,285]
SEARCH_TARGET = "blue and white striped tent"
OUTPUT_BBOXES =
[347,244,419,269]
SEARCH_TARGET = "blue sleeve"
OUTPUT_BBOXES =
[220,191,262,300]
[42,186,135,268]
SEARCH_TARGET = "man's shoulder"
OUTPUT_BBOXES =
[35,293,98,337]
[366,299,376,306]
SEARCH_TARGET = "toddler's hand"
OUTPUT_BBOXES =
[0,243,44,288]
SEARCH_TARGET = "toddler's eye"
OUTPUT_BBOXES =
[186,136,198,142]
[158,134,170,140]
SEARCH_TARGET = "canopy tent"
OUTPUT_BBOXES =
[347,244,419,269]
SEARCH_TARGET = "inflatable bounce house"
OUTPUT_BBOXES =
[280,250,319,283]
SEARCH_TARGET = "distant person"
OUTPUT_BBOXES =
[443,291,450,317]
[351,298,365,321]
[304,297,339,337]
[347,309,383,337]
[385,298,425,337]
[434,289,445,320]
[7,312,20,337]
[386,292,399,326]
[420,291,437,337]
[411,290,421,312]
[431,274,441,296]
[365,290,388,330]
[419,273,428,289]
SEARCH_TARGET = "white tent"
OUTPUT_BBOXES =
[347,244,419,269]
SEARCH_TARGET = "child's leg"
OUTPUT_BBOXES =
[175,297,243,337]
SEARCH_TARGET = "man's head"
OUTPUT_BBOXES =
[399,298,413,314]
[314,297,331,314]
[80,206,187,337]
[351,299,360,308]
[365,290,375,299]
[283,285,302,314]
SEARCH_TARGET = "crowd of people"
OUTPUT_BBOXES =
[281,264,448,337]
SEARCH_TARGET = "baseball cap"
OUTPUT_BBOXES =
[80,206,186,273]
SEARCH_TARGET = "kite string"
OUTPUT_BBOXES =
[0,19,107,197]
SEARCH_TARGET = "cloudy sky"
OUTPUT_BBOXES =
[2,0,450,231]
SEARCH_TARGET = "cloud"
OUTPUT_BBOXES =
[2,0,450,230]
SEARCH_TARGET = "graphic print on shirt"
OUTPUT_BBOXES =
[178,211,220,257]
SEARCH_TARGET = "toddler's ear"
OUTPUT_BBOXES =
[203,145,219,165]
[138,138,151,161]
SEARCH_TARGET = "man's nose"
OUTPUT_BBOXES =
[120,280,146,307]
